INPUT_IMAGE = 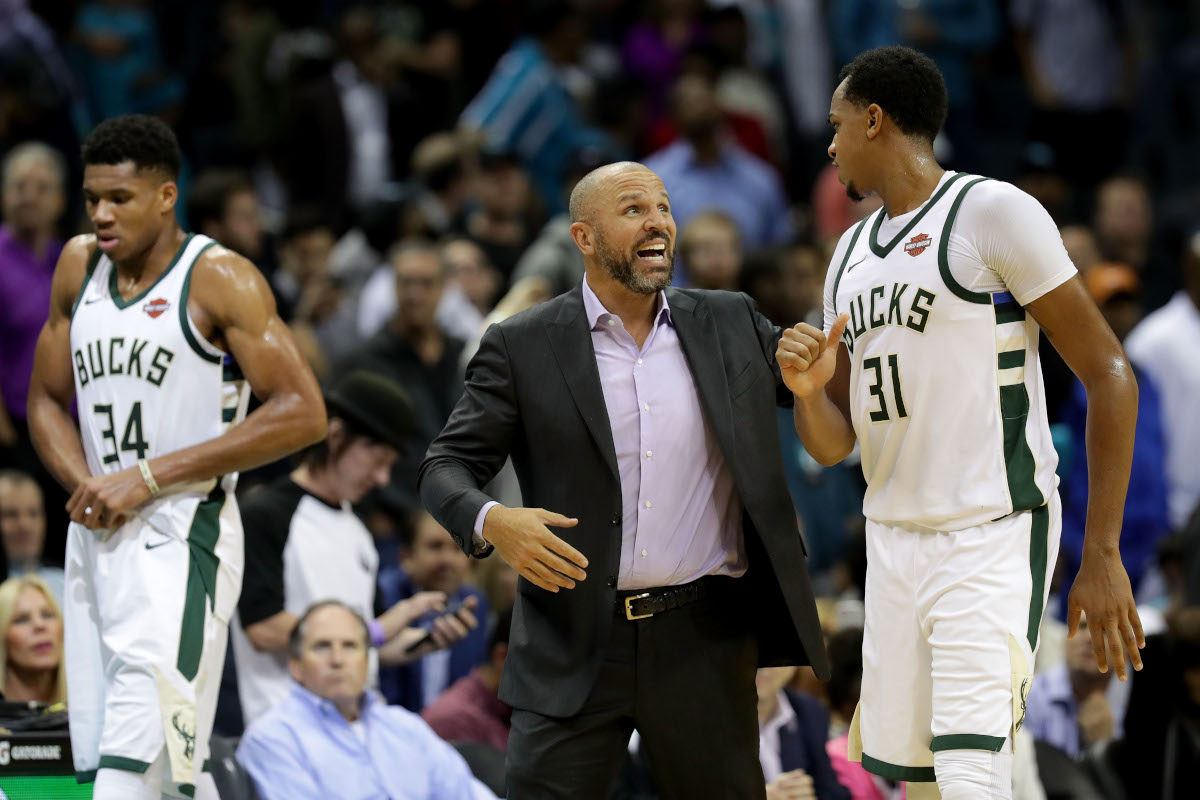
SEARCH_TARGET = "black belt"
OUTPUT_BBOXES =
[615,577,712,621]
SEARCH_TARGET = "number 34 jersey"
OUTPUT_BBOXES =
[823,173,1076,531]
[69,233,250,496]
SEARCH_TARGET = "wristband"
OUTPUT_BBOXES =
[138,459,161,496]
[367,619,386,648]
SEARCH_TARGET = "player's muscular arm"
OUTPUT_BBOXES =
[28,236,99,493]
[145,248,327,489]
[1027,276,1144,679]
[778,314,857,465]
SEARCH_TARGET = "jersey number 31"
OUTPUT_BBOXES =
[864,355,908,422]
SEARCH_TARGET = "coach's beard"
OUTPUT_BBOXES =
[597,237,674,294]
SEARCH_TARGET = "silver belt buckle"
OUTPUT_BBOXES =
[624,592,653,621]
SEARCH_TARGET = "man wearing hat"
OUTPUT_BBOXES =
[230,370,480,725]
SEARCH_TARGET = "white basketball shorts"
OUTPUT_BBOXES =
[849,491,1061,783]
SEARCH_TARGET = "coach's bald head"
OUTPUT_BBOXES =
[567,162,676,295]
[568,161,657,226]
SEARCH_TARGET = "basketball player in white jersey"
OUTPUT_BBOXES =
[776,48,1143,799]
[26,115,327,800]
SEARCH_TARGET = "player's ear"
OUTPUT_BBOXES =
[866,104,883,140]
[158,179,179,214]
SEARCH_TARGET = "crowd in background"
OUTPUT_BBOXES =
[1,0,1200,797]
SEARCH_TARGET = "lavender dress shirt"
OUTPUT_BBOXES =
[477,278,745,590]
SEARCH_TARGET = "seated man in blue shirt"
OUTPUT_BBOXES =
[237,600,496,800]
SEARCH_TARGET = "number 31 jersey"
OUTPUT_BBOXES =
[823,173,1076,531]
[69,233,249,495]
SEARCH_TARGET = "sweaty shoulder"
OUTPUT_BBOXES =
[188,242,278,325]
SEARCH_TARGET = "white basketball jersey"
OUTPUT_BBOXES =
[69,234,250,501]
[825,173,1063,530]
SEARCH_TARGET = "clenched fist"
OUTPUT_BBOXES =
[776,313,849,399]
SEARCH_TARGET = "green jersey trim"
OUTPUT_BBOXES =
[177,484,225,680]
[108,233,194,309]
[97,755,152,773]
[860,754,936,782]
[831,217,871,318]
[937,177,993,304]
[868,172,969,258]
[178,241,223,364]
[69,247,104,319]
[1027,504,1050,650]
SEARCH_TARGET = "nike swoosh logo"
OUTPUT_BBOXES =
[847,258,867,273]
[145,538,174,550]
[84,296,105,305]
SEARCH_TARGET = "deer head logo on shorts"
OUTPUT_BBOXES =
[172,711,196,761]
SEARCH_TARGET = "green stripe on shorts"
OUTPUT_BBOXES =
[177,485,225,680]
[861,753,937,782]
[930,734,1006,752]
[1027,504,1050,650]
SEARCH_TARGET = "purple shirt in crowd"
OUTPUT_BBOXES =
[0,225,61,421]
[477,277,745,590]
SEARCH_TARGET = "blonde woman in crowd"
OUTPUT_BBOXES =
[0,575,66,705]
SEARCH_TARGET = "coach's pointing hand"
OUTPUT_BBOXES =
[482,505,588,592]
[778,313,849,399]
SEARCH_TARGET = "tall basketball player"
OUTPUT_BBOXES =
[27,115,327,799]
[778,47,1143,799]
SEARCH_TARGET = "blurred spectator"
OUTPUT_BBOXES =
[678,208,742,291]
[1059,264,1169,592]
[1124,232,1200,530]
[755,665,849,800]
[231,372,478,726]
[338,241,466,516]
[273,209,362,375]
[280,5,426,231]
[360,236,499,345]
[70,0,185,122]
[621,0,706,112]
[408,132,473,238]
[1059,225,1103,275]
[186,168,265,265]
[459,0,610,211]
[421,606,512,751]
[0,142,64,458]
[236,600,497,800]
[1012,0,1136,191]
[1093,172,1178,310]
[644,71,794,250]
[0,574,65,705]
[0,470,64,603]
[379,510,489,712]
[464,149,541,278]
[1110,606,1200,798]
[1023,615,1125,759]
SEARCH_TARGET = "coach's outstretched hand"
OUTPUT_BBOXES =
[482,505,588,593]
[1068,549,1144,681]
[777,313,849,399]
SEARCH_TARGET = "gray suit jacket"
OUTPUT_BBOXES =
[419,285,830,717]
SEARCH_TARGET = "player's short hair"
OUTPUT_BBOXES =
[187,170,254,231]
[81,115,181,180]
[837,46,947,144]
[288,600,370,659]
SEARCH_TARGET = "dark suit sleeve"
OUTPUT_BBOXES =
[418,322,520,555]
[738,292,795,408]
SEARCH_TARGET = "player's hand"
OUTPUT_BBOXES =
[1068,547,1144,681]
[767,769,816,800]
[777,314,849,400]
[66,467,151,531]
[482,505,587,592]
